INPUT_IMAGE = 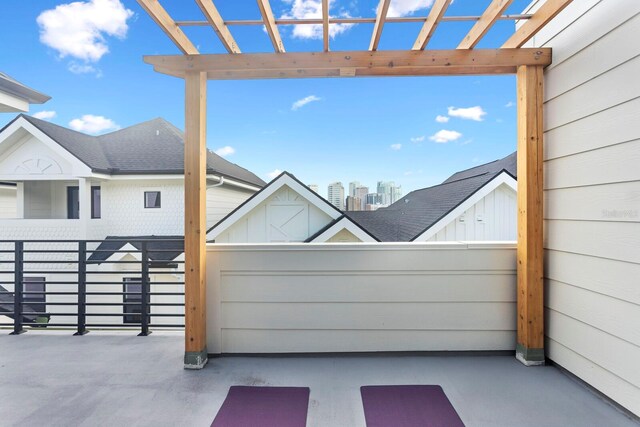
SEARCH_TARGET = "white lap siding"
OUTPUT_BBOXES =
[525,0,640,416]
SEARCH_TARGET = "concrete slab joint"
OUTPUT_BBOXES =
[184,348,208,369]
[516,343,545,366]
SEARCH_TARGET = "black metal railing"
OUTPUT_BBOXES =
[0,239,185,335]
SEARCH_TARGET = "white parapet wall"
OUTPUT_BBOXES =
[206,242,517,354]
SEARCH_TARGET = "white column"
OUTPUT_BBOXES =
[78,178,91,239]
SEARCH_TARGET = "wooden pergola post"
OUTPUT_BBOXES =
[515,64,544,366]
[183,71,208,369]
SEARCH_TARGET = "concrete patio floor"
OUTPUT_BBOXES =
[0,332,636,427]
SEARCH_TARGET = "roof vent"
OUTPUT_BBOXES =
[156,130,160,136]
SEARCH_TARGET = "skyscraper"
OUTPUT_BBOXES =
[377,181,403,205]
[349,181,361,198]
[327,182,345,211]
[355,186,369,210]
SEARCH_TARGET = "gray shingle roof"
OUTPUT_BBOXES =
[346,152,517,242]
[16,115,265,187]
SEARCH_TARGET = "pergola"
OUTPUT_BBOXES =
[136,0,573,369]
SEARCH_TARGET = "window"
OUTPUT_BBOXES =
[91,186,101,219]
[123,278,142,324]
[67,186,79,219]
[144,191,161,209]
[23,277,46,315]
[122,277,150,325]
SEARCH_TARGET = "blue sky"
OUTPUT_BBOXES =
[0,0,531,196]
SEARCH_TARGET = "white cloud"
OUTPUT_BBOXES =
[292,95,321,110]
[68,61,101,76]
[435,115,449,123]
[214,146,235,157]
[266,169,283,180]
[37,0,133,71]
[69,114,119,134]
[410,135,425,143]
[505,101,515,108]
[429,129,462,143]
[390,143,402,150]
[388,0,435,17]
[282,0,354,40]
[32,111,56,120]
[448,106,487,121]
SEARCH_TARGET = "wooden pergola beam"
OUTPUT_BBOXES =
[516,64,544,366]
[136,0,198,55]
[369,0,392,51]
[322,0,329,52]
[257,0,285,53]
[458,0,514,49]
[502,0,573,48]
[412,0,452,50]
[144,48,551,78]
[195,0,241,53]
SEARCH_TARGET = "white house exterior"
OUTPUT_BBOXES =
[0,72,50,113]
[0,114,264,328]
[208,172,378,243]
[347,152,518,242]
[525,0,640,416]
[0,115,264,240]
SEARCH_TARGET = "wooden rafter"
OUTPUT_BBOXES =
[412,0,452,50]
[257,0,285,53]
[502,0,573,48]
[369,0,392,51]
[322,0,329,52]
[145,48,551,79]
[195,0,240,53]
[136,0,198,55]
[458,0,514,49]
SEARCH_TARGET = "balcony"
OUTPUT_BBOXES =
[0,332,635,426]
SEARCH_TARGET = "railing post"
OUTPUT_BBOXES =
[74,241,88,336]
[10,241,25,335]
[139,241,151,336]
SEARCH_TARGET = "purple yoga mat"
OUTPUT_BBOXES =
[361,385,465,427]
[211,386,310,427]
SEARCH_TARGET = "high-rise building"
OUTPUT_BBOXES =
[377,181,403,205]
[308,184,319,194]
[366,193,379,205]
[354,186,369,210]
[346,196,362,211]
[327,182,345,211]
[349,181,361,198]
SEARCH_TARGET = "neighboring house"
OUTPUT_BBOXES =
[0,72,50,112]
[207,172,379,243]
[0,114,265,327]
[346,152,518,242]
[0,114,265,240]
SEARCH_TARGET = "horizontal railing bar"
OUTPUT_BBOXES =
[0,239,183,243]
[176,14,533,27]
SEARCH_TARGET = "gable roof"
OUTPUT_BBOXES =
[87,236,184,264]
[305,215,380,242]
[1,114,265,187]
[207,171,344,239]
[346,152,518,242]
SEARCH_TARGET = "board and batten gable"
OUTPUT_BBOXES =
[525,0,640,416]
[213,184,334,243]
[426,183,517,242]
